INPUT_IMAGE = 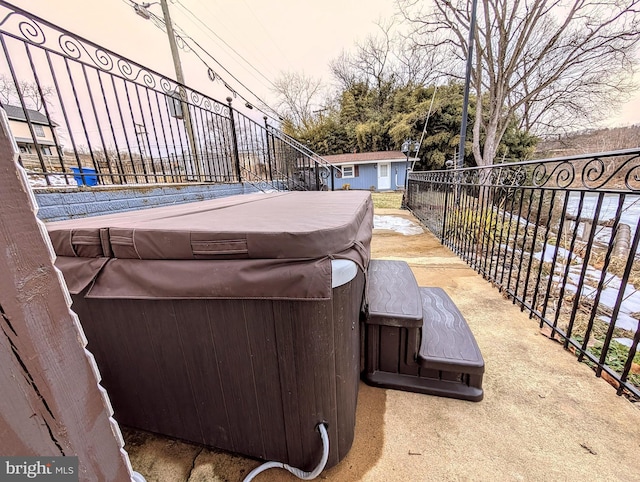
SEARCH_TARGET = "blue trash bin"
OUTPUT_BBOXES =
[71,167,98,186]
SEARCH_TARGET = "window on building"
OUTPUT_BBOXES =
[342,165,355,178]
[41,145,52,156]
[34,125,45,137]
[19,144,31,154]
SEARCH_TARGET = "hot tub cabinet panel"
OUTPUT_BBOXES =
[49,191,372,471]
[72,272,364,470]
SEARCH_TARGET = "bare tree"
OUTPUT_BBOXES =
[330,21,396,92]
[353,21,397,91]
[330,18,442,93]
[0,74,13,104]
[19,80,54,112]
[272,71,326,129]
[0,74,54,112]
[397,0,640,166]
[392,41,442,88]
[330,51,362,91]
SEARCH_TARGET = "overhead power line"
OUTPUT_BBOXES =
[125,0,283,123]
[174,0,279,91]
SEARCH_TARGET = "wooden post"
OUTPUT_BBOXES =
[0,111,133,480]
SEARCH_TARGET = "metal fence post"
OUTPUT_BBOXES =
[442,182,449,243]
[263,116,274,182]
[331,166,335,191]
[227,97,242,183]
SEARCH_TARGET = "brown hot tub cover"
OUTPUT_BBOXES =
[48,191,373,299]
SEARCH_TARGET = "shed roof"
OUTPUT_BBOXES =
[322,151,415,165]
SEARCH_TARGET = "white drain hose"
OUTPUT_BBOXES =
[243,423,330,481]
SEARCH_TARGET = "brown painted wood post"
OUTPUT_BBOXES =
[0,111,134,480]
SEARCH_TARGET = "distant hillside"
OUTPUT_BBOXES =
[535,125,640,159]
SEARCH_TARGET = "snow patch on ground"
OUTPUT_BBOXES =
[533,245,578,264]
[542,252,640,333]
[374,215,423,236]
[28,174,77,188]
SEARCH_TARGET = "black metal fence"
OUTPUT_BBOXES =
[0,1,335,190]
[407,148,640,399]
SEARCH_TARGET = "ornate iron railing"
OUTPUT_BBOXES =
[407,148,640,399]
[0,1,335,190]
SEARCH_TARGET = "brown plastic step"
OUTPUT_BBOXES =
[417,287,484,401]
[363,262,484,402]
[366,259,422,327]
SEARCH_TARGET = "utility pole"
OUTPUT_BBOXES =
[159,0,201,179]
[456,0,478,206]
[136,0,201,179]
[457,0,478,170]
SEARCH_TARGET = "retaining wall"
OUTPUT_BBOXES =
[35,183,260,222]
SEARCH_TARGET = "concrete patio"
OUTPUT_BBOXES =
[123,207,640,482]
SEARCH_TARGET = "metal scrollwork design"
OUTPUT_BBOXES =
[159,77,174,95]
[141,69,155,88]
[489,166,505,186]
[319,165,331,180]
[59,34,114,70]
[214,102,226,115]
[461,169,478,185]
[59,34,82,59]
[506,166,527,187]
[17,15,45,45]
[531,163,549,187]
[117,58,133,77]
[477,168,493,186]
[92,47,113,70]
[175,85,187,101]
[582,157,606,188]
[0,11,46,45]
[624,156,640,191]
[115,58,156,88]
[554,161,575,188]
[409,150,640,194]
[532,161,574,188]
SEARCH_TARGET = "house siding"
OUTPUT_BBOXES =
[9,120,55,141]
[332,161,410,191]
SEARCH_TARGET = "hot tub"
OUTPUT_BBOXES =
[47,191,372,471]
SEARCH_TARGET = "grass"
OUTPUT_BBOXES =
[581,338,640,387]
[371,191,404,209]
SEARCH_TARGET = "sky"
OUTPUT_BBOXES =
[9,0,398,119]
[8,0,640,128]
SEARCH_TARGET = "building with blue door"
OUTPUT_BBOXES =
[323,151,418,191]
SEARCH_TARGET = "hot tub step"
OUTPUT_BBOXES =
[366,259,422,327]
[363,273,484,401]
[416,287,484,401]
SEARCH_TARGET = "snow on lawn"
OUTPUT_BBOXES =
[567,192,640,252]
[539,246,640,340]
[374,215,423,236]
[533,245,576,264]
